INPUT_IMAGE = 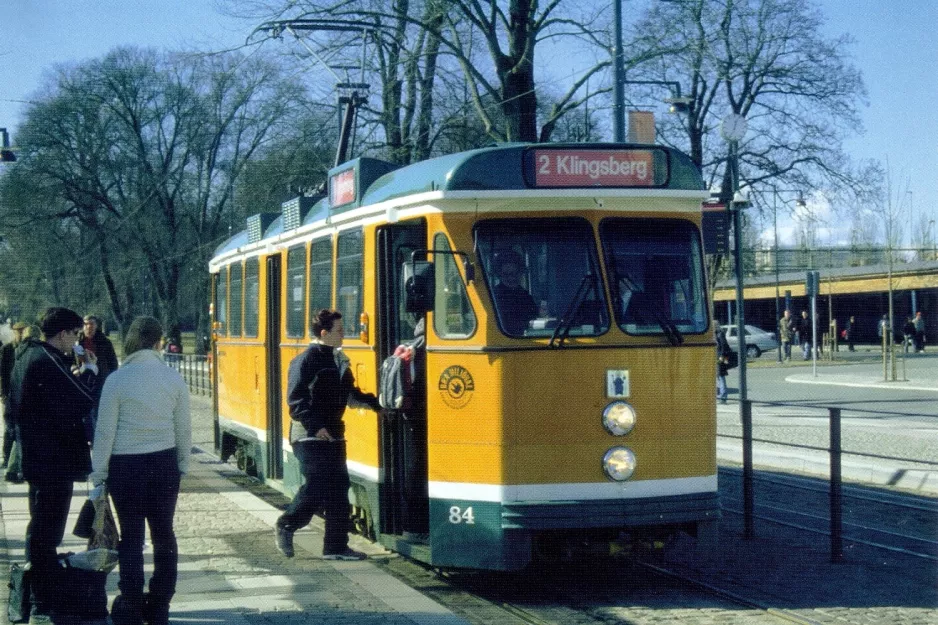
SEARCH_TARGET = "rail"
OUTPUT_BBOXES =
[722,400,936,563]
[164,353,212,396]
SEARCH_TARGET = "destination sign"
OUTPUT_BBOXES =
[330,168,356,207]
[530,149,658,188]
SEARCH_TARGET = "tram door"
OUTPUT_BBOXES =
[377,221,429,537]
[265,254,284,480]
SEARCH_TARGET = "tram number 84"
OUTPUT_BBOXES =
[449,506,476,524]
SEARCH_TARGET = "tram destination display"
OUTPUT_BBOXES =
[526,147,665,188]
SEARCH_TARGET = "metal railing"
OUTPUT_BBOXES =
[726,400,938,562]
[165,354,212,396]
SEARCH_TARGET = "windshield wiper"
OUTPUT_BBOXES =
[653,311,684,346]
[550,273,593,348]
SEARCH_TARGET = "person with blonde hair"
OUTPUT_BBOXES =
[91,316,191,625]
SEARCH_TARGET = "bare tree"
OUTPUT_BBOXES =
[0,47,306,337]
[233,0,611,150]
[625,0,867,197]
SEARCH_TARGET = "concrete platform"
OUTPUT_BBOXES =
[0,448,470,625]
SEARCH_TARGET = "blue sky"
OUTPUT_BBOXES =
[1,0,935,246]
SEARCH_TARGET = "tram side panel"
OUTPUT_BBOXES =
[215,256,275,479]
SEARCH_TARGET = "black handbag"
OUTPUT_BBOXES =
[7,562,30,623]
[72,498,96,539]
[60,558,109,619]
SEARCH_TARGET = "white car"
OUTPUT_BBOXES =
[722,325,779,359]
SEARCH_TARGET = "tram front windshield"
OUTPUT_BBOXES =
[600,218,708,336]
[476,218,609,338]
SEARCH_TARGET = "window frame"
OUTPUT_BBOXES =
[243,257,260,338]
[308,237,334,333]
[215,267,228,337]
[432,232,477,339]
[336,229,364,338]
[229,261,244,338]
[285,244,308,339]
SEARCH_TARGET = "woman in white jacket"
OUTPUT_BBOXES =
[90,316,190,625]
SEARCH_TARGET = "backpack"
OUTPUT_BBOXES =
[379,354,408,410]
[379,343,420,410]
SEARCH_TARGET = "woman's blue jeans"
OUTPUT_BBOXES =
[108,448,180,604]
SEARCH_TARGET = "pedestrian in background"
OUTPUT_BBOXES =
[715,327,731,404]
[778,310,794,361]
[798,310,811,360]
[275,309,381,561]
[913,311,925,352]
[844,316,856,351]
[10,307,99,625]
[90,316,191,625]
[903,315,916,353]
[80,315,119,381]
[0,321,27,476]
[878,314,889,351]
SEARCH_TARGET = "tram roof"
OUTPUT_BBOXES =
[212,142,704,260]
[360,143,704,206]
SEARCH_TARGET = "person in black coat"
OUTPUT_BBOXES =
[715,327,731,404]
[80,315,119,381]
[0,321,27,471]
[11,307,99,623]
[844,316,856,351]
[274,309,380,561]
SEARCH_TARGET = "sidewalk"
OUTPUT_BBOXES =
[0,448,470,625]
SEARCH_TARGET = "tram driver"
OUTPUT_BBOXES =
[492,251,539,335]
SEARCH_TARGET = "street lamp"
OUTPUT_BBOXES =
[616,80,691,141]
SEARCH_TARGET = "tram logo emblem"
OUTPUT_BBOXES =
[438,365,475,409]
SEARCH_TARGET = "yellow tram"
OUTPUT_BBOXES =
[209,143,719,570]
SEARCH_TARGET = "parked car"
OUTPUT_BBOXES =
[721,325,779,359]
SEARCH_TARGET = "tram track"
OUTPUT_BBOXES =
[426,558,824,625]
[718,466,938,561]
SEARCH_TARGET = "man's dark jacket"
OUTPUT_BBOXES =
[10,338,97,484]
[287,343,379,443]
[86,332,119,380]
[0,341,15,400]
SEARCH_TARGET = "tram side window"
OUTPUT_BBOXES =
[286,245,307,338]
[600,218,708,335]
[336,229,363,335]
[215,268,228,337]
[308,238,333,328]
[229,262,243,337]
[244,257,260,338]
[433,233,476,338]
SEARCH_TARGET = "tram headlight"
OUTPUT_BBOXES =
[602,401,636,436]
[602,446,637,481]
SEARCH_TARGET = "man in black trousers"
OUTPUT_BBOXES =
[11,307,99,624]
[274,309,381,561]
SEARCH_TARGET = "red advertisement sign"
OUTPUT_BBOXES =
[330,169,356,206]
[532,149,656,187]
